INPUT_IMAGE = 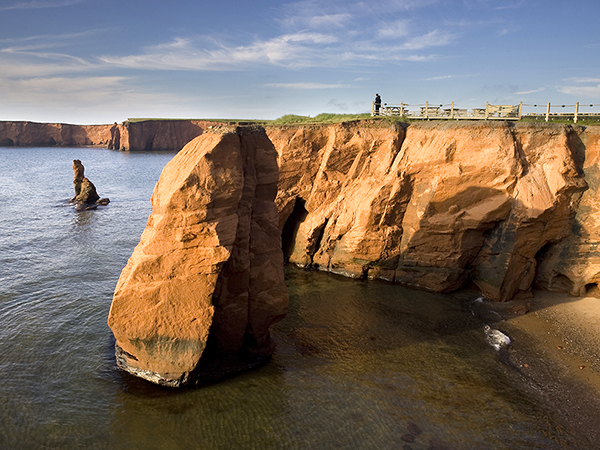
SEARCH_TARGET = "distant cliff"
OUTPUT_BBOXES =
[0,119,220,151]
[0,121,114,147]
[268,121,600,302]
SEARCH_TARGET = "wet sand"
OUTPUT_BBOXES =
[480,291,600,447]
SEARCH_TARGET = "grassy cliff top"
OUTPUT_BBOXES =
[126,113,600,127]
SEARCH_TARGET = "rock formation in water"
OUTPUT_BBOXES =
[71,160,110,209]
[269,121,589,302]
[107,126,288,386]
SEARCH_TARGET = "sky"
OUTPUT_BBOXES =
[0,0,599,124]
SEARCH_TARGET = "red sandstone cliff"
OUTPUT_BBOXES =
[268,121,591,302]
[106,120,600,386]
[0,121,114,147]
[0,119,219,151]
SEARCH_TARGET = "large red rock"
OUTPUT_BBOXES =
[107,126,288,386]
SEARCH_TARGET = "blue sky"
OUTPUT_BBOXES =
[1,0,599,124]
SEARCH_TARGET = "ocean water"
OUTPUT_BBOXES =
[0,146,584,449]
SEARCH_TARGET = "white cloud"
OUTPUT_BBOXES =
[559,84,600,98]
[98,32,341,71]
[0,0,84,10]
[567,77,600,84]
[0,50,94,77]
[264,83,351,89]
[0,76,128,104]
[515,88,545,95]
[400,30,456,50]
[425,75,452,81]
[377,20,410,39]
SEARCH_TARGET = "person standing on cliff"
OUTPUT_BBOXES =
[374,94,382,115]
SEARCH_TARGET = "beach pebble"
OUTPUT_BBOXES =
[407,421,423,436]
[401,434,416,443]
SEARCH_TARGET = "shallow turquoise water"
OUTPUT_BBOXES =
[0,147,584,449]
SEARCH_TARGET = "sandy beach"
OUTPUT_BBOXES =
[479,291,600,447]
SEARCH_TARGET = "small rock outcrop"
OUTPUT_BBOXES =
[107,126,288,386]
[71,160,110,209]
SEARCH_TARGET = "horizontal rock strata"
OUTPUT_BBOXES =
[107,126,288,386]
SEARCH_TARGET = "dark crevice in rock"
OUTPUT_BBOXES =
[281,197,308,262]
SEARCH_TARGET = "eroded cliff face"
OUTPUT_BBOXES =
[0,119,219,151]
[121,120,219,151]
[535,126,600,296]
[107,126,288,386]
[0,121,115,147]
[269,121,590,302]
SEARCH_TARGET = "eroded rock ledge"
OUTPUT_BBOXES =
[107,126,288,386]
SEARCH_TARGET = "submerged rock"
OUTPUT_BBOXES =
[107,126,288,387]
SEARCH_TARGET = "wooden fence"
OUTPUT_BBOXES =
[372,101,598,123]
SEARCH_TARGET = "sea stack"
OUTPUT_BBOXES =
[107,126,288,387]
[71,159,110,209]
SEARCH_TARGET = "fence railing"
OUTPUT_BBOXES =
[372,101,599,123]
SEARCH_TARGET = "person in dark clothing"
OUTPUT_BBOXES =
[374,94,382,115]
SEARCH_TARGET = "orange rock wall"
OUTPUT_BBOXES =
[0,121,114,147]
[268,121,593,302]
[0,119,220,151]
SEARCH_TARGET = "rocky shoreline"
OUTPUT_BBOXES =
[469,290,600,446]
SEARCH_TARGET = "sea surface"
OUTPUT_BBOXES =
[0,146,586,449]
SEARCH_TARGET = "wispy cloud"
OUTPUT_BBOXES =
[0,76,127,104]
[377,20,410,39]
[264,82,351,89]
[425,75,452,81]
[559,84,600,98]
[0,0,84,11]
[566,77,600,84]
[98,32,342,71]
[399,30,456,50]
[515,87,545,95]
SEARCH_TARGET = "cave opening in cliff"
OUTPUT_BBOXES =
[281,197,308,262]
[585,283,600,298]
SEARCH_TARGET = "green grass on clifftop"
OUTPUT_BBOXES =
[270,113,376,125]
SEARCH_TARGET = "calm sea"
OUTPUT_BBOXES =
[0,147,585,449]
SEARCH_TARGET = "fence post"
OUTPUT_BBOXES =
[545,103,551,122]
[371,101,375,116]
[574,102,579,123]
[451,101,454,119]
[485,101,489,120]
[400,102,404,117]
[425,101,429,120]
[519,102,523,120]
